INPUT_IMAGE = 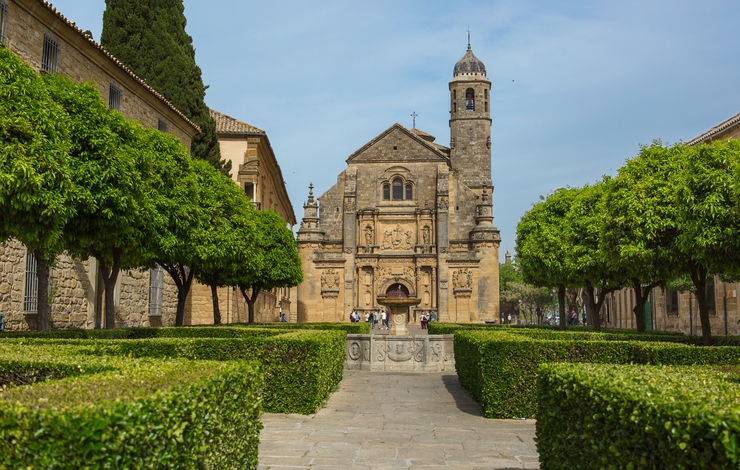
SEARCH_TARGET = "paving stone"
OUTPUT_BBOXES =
[259,370,539,468]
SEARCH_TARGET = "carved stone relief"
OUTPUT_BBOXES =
[452,268,473,289]
[380,224,413,250]
[321,270,340,289]
[437,196,449,211]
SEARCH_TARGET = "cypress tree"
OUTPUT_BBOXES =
[100,0,229,175]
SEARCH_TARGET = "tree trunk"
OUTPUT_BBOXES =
[584,282,600,332]
[34,249,51,332]
[93,250,122,329]
[211,282,221,325]
[630,278,662,333]
[160,263,194,327]
[558,284,567,330]
[689,262,712,346]
[631,278,646,332]
[239,285,261,323]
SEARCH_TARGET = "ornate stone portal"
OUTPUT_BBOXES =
[296,45,501,325]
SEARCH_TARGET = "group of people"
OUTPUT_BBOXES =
[349,308,393,330]
[419,310,436,329]
[349,308,438,331]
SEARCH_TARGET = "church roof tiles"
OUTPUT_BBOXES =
[209,109,265,135]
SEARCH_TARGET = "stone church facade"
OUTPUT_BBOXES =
[296,46,501,323]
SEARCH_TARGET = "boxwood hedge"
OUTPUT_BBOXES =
[537,363,740,469]
[0,346,263,469]
[73,329,345,414]
[455,329,740,419]
[233,322,371,334]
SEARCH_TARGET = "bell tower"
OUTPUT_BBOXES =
[449,42,492,190]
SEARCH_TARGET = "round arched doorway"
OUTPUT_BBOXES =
[386,283,409,298]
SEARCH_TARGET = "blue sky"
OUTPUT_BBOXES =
[50,1,740,260]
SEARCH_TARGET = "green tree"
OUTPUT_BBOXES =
[499,260,522,320]
[100,0,229,174]
[562,182,625,331]
[602,142,683,332]
[45,74,155,329]
[516,188,579,329]
[192,163,257,325]
[675,139,740,345]
[0,47,73,331]
[139,128,201,326]
[228,210,302,323]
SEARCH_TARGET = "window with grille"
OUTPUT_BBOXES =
[41,34,61,73]
[158,118,168,132]
[148,265,164,316]
[666,288,678,316]
[0,1,8,45]
[108,83,123,111]
[382,184,390,200]
[706,277,716,315]
[24,253,38,312]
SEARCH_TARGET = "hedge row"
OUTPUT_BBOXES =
[234,322,371,334]
[455,329,740,418]
[427,322,686,337]
[0,325,286,340]
[0,345,263,469]
[72,329,346,414]
[537,363,740,469]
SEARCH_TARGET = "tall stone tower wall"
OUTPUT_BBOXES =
[449,74,492,190]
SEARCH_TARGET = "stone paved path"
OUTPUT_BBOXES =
[258,370,539,469]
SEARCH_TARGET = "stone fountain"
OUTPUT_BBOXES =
[376,293,420,337]
[344,284,454,372]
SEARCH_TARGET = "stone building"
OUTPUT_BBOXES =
[600,112,740,336]
[0,0,198,330]
[184,110,297,324]
[296,45,501,323]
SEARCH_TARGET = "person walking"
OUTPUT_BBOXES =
[570,311,577,326]
[420,312,428,329]
[429,310,436,323]
[371,311,376,329]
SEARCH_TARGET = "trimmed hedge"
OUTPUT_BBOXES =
[233,321,371,334]
[75,329,345,414]
[455,329,740,419]
[0,325,285,340]
[427,322,687,337]
[537,363,740,469]
[0,346,263,468]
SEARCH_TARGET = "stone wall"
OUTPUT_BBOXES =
[186,283,287,325]
[0,239,178,331]
[6,0,196,147]
[602,282,740,337]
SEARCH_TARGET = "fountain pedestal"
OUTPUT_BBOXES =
[376,297,421,336]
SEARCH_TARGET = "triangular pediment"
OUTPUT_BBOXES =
[346,123,449,164]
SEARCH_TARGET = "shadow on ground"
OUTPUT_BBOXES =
[441,372,485,416]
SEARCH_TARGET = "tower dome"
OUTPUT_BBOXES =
[453,46,486,77]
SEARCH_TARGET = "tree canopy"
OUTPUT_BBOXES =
[0,46,73,331]
[100,0,229,174]
[227,210,303,323]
